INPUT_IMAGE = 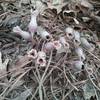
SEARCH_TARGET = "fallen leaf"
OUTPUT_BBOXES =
[83,80,95,99]
[47,1,67,14]
[80,0,94,10]
[0,51,9,74]
[12,88,32,100]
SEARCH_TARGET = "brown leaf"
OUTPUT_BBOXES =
[47,2,67,14]
[0,52,9,75]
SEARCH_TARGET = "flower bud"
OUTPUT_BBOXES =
[37,26,51,40]
[27,49,38,59]
[28,9,38,37]
[13,26,22,33]
[43,42,54,52]
[59,37,69,48]
[53,40,69,53]
[81,37,95,51]
[31,9,39,17]
[36,57,46,67]
[75,47,85,61]
[81,37,90,46]
[53,40,62,50]
[65,27,74,39]
[13,26,31,40]
[59,37,66,45]
[41,31,51,40]
[73,60,84,71]
[74,31,81,46]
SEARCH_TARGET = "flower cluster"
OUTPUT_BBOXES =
[44,37,70,54]
[27,49,46,67]
[65,27,95,70]
[12,9,95,70]
[13,9,51,41]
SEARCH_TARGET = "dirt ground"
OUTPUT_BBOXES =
[0,0,100,100]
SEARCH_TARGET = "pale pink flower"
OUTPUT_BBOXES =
[59,37,69,48]
[13,26,31,40]
[53,40,69,53]
[41,31,51,40]
[43,42,54,52]
[36,57,46,67]
[28,9,39,37]
[37,26,51,40]
[27,49,38,59]
[59,37,66,45]
[73,31,81,46]
[75,47,85,61]
[73,60,84,71]
[53,40,62,50]
[65,27,74,39]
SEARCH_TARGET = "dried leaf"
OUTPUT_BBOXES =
[47,1,67,14]
[0,52,9,74]
[80,0,94,10]
[11,80,24,90]
[83,81,95,99]
[91,13,100,24]
[32,0,47,14]
[12,89,32,100]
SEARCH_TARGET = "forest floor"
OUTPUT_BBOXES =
[0,0,100,100]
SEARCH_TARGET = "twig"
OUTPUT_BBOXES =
[63,65,79,91]
[39,51,52,100]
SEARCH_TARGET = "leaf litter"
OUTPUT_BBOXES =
[0,0,100,100]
